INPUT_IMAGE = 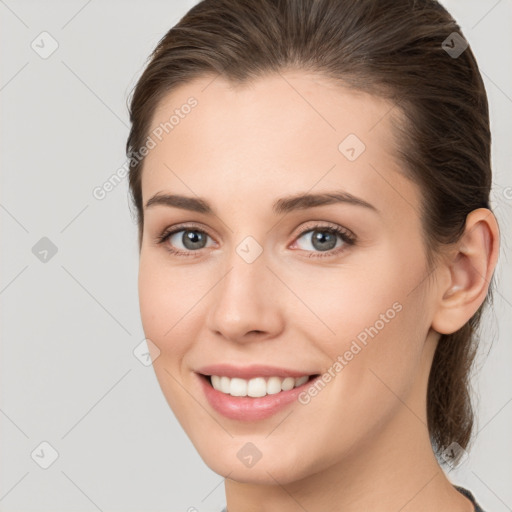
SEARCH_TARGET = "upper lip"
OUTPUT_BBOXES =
[196,363,318,379]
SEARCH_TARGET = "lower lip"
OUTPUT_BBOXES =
[197,374,319,421]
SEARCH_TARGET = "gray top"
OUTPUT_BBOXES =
[219,485,486,511]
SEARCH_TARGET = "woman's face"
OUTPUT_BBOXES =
[138,72,441,484]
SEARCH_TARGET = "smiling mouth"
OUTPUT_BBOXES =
[200,373,320,398]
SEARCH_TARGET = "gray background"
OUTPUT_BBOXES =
[0,1,511,511]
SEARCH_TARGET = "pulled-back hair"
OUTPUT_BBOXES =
[126,0,496,462]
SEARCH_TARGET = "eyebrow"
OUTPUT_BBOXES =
[144,190,379,216]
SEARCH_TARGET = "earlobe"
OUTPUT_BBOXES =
[431,208,499,335]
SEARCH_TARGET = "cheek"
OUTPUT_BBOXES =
[297,244,431,404]
[137,255,201,359]
[287,249,426,352]
[286,279,429,473]
[138,256,207,432]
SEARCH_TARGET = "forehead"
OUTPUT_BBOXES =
[141,72,418,218]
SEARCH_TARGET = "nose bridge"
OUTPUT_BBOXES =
[206,237,282,341]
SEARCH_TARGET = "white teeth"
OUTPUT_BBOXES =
[295,375,309,387]
[211,375,221,389]
[230,377,247,396]
[281,377,295,391]
[247,377,266,397]
[220,376,230,394]
[209,374,312,397]
[266,376,282,395]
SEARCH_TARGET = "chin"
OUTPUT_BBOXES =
[197,445,314,486]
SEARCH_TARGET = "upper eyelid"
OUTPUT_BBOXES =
[164,220,350,234]
[162,221,354,245]
[164,222,216,241]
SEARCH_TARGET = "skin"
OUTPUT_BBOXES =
[137,72,499,512]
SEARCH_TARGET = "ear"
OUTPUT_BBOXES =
[431,208,500,335]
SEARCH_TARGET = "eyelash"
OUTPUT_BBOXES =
[154,222,356,259]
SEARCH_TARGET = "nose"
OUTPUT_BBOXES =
[205,247,285,344]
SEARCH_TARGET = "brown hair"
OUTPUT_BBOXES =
[126,0,497,463]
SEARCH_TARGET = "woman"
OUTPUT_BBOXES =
[125,0,499,510]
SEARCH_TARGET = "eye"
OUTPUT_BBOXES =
[155,222,356,259]
[291,223,356,258]
[155,225,215,257]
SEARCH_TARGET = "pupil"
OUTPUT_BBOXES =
[183,230,205,249]
[312,230,336,251]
